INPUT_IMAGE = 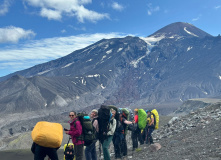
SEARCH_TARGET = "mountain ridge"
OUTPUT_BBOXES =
[0,22,221,116]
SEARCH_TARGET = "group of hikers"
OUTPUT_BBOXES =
[31,105,158,160]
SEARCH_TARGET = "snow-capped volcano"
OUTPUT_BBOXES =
[149,22,212,40]
[0,22,220,116]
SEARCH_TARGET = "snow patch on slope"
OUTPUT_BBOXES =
[62,62,74,68]
[187,46,193,51]
[37,70,51,75]
[130,50,150,68]
[184,27,199,37]
[117,48,123,52]
[140,35,165,47]
[87,74,100,78]
[130,36,165,68]
[106,49,112,54]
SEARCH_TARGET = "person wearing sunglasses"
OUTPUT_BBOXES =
[65,111,84,160]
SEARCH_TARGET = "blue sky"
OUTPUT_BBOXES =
[0,0,221,77]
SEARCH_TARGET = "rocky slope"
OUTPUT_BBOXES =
[0,102,220,160]
[121,102,221,160]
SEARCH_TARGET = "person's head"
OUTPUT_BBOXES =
[134,108,138,115]
[90,109,98,118]
[146,110,151,115]
[111,109,116,118]
[69,111,77,120]
[69,144,73,149]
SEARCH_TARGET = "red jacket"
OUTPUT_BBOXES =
[134,115,138,123]
[68,118,84,145]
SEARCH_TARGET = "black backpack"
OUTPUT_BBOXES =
[75,112,96,146]
[98,105,111,143]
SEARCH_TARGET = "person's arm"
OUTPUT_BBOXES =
[93,119,99,133]
[123,119,133,125]
[149,115,154,126]
[68,121,82,137]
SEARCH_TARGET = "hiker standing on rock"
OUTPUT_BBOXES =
[85,109,99,160]
[65,111,84,160]
[102,108,116,160]
[146,110,155,144]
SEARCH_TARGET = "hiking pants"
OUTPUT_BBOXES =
[138,128,144,145]
[74,144,84,160]
[102,135,113,160]
[121,134,127,156]
[131,130,139,149]
[113,134,122,158]
[32,143,58,160]
[146,127,154,144]
[85,141,97,160]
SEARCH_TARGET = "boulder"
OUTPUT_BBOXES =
[149,143,161,152]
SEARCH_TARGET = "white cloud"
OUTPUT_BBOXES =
[40,8,62,20]
[214,5,221,9]
[61,29,66,33]
[23,0,109,22]
[75,5,109,23]
[0,33,127,76]
[192,17,199,21]
[0,0,12,15]
[147,3,160,16]
[111,2,124,11]
[192,14,201,22]
[0,26,36,43]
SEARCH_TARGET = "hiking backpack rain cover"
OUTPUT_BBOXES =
[31,121,63,148]
[77,112,96,146]
[151,109,159,129]
[98,105,111,143]
[138,109,147,130]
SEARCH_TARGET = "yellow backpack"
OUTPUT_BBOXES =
[32,121,63,148]
[151,109,159,129]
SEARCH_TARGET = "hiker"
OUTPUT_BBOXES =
[102,108,117,160]
[65,111,84,160]
[131,108,139,150]
[85,109,99,160]
[146,110,155,144]
[119,109,133,158]
[113,119,124,159]
[31,142,59,160]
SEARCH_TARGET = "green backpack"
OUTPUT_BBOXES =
[138,109,147,130]
[76,112,96,146]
